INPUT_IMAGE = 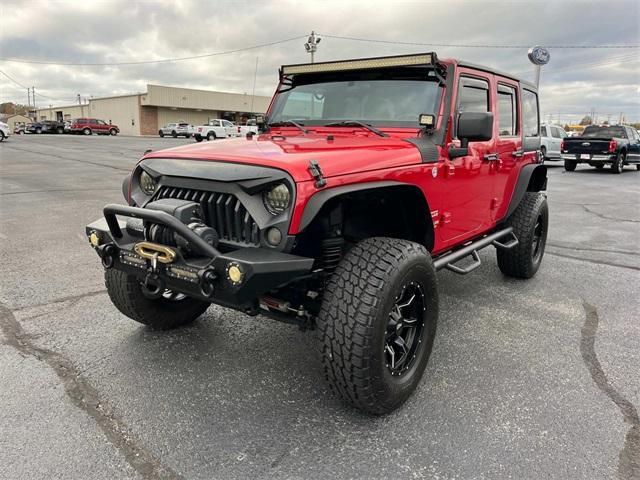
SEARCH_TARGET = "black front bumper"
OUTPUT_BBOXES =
[86,204,314,311]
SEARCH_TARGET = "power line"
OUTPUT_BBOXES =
[319,33,640,49]
[0,35,307,66]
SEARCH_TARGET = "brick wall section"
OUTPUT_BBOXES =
[139,104,158,136]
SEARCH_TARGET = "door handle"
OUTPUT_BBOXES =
[483,153,499,161]
[511,149,524,158]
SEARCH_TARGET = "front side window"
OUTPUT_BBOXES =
[270,73,442,127]
[551,126,561,138]
[497,84,517,136]
[458,77,489,113]
[522,89,539,137]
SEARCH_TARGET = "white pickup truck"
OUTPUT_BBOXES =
[190,119,259,142]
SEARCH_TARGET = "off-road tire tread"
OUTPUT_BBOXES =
[497,192,548,279]
[105,269,209,329]
[317,237,437,415]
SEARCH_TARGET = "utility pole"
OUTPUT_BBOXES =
[27,88,31,109]
[304,31,321,63]
[250,57,258,115]
[32,87,36,110]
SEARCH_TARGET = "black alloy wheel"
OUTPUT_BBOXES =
[385,282,427,376]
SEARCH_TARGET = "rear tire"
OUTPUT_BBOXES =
[171,131,177,138]
[611,152,624,174]
[317,237,438,415]
[105,269,210,329]
[0,132,5,142]
[56,127,63,134]
[36,128,42,134]
[195,135,203,142]
[497,192,548,279]
[564,159,577,171]
[83,128,91,135]
[159,130,164,137]
[206,131,216,141]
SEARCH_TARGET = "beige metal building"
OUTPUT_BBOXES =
[0,114,32,131]
[36,85,271,136]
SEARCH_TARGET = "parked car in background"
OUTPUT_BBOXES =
[561,124,640,173]
[27,120,65,134]
[190,119,242,142]
[70,118,119,135]
[13,122,27,134]
[539,124,567,161]
[159,122,192,138]
[0,121,10,141]
[64,120,74,133]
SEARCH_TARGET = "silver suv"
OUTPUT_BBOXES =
[540,124,567,162]
[159,122,192,138]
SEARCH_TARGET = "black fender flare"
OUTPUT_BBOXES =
[502,164,547,221]
[121,173,132,203]
[297,181,435,250]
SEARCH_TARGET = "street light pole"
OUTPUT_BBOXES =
[304,31,321,63]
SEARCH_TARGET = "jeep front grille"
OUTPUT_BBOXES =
[153,186,260,246]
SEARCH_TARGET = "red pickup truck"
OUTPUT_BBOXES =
[86,52,547,414]
[71,118,119,136]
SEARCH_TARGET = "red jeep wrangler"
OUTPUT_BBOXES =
[86,53,547,414]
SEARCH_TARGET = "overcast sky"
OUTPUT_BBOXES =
[1,0,639,123]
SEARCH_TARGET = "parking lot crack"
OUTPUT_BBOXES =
[0,302,184,480]
[582,205,640,224]
[546,252,640,272]
[547,242,640,258]
[580,302,639,480]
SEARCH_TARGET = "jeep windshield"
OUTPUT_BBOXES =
[269,72,441,128]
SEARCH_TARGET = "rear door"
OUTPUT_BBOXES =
[439,70,496,242]
[627,127,640,161]
[493,79,521,220]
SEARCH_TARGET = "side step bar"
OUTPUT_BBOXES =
[433,227,518,275]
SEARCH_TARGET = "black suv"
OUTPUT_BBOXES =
[27,120,65,134]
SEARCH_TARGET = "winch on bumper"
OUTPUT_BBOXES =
[86,203,314,310]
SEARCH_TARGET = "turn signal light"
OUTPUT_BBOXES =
[608,140,617,153]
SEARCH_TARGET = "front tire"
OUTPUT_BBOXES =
[105,269,210,329]
[611,152,625,174]
[109,128,117,136]
[83,128,91,135]
[159,130,164,137]
[317,237,438,415]
[171,130,178,138]
[497,192,548,279]
[194,135,203,142]
[564,159,577,171]
[0,132,5,142]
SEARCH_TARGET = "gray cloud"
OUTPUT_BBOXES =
[1,0,638,122]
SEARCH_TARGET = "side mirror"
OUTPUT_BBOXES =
[449,112,494,158]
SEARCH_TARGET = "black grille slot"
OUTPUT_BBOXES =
[154,186,260,246]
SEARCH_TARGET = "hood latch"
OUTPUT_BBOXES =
[308,160,327,189]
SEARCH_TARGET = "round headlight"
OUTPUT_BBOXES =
[263,183,291,215]
[139,170,157,195]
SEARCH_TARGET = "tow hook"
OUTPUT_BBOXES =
[141,272,165,299]
[198,269,217,298]
[98,243,118,269]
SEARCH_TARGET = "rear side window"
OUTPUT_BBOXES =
[522,89,539,137]
[497,84,517,136]
[457,77,489,113]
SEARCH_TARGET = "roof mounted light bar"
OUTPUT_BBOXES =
[281,52,437,75]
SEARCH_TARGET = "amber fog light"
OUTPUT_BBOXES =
[227,263,244,285]
[266,227,282,246]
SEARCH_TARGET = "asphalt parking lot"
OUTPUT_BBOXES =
[0,134,638,480]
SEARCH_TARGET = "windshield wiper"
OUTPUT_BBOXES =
[323,120,389,137]
[268,120,308,135]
